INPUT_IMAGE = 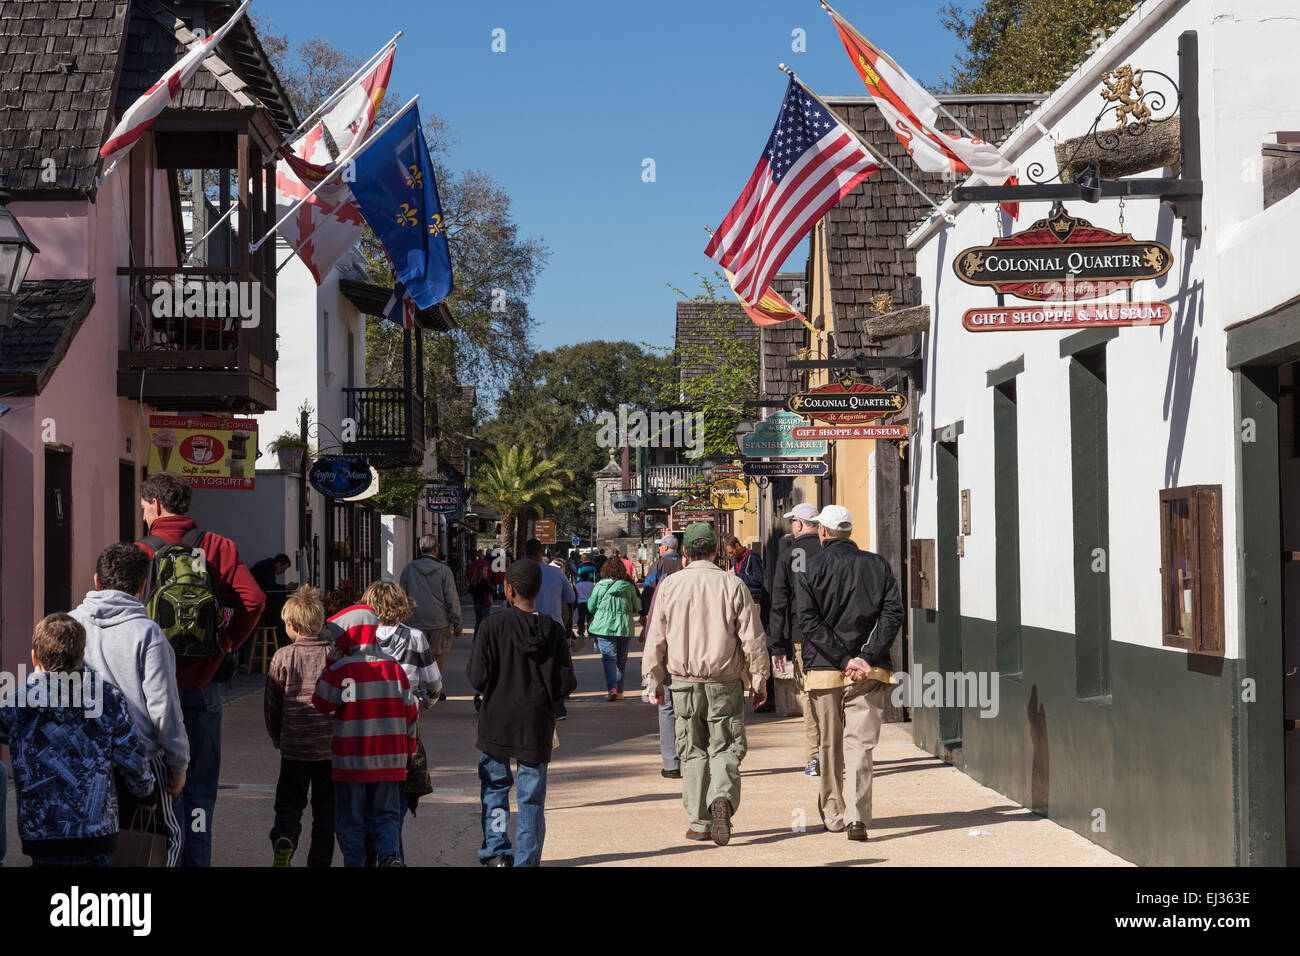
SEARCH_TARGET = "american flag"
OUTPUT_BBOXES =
[706,78,879,304]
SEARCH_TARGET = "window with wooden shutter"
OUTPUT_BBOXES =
[1159,485,1224,653]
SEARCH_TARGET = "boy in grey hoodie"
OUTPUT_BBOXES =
[72,543,189,867]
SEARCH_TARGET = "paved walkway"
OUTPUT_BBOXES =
[4,607,1129,867]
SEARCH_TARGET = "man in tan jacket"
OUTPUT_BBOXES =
[643,522,770,846]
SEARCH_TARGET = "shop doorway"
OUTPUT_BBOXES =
[936,433,963,756]
[43,446,73,615]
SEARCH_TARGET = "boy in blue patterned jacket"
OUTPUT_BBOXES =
[0,613,156,867]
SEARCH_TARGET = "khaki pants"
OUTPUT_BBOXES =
[791,643,819,761]
[671,680,747,832]
[808,679,887,829]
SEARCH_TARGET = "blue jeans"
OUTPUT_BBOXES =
[32,853,113,867]
[473,604,490,637]
[335,780,402,867]
[478,752,548,867]
[594,634,631,693]
[178,682,222,867]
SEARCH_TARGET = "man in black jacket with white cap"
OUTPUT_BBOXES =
[794,504,903,841]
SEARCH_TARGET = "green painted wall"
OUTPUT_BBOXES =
[911,611,1238,866]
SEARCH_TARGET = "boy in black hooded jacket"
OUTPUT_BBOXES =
[468,559,576,867]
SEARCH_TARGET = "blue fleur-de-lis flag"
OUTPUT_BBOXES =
[349,102,453,309]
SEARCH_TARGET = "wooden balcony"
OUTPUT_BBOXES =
[342,386,426,467]
[116,267,277,412]
[641,464,704,496]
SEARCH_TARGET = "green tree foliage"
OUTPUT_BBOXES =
[649,272,759,461]
[939,0,1137,94]
[471,446,577,556]
[480,342,669,536]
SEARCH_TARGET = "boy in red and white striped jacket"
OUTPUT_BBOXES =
[312,604,417,867]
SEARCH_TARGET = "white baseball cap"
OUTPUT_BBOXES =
[657,534,678,548]
[815,504,853,530]
[783,502,820,522]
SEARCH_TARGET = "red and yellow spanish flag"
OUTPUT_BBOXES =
[723,268,818,335]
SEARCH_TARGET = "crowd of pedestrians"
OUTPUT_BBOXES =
[0,476,901,867]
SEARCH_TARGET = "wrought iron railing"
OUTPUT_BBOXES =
[342,386,425,465]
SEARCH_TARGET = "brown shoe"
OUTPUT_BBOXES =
[847,822,869,841]
[709,797,732,846]
[685,828,712,841]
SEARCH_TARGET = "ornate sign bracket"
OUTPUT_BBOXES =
[952,30,1202,239]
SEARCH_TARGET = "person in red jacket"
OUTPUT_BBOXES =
[135,471,265,867]
[312,604,418,867]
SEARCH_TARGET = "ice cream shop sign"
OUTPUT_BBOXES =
[952,206,1173,331]
[149,415,257,490]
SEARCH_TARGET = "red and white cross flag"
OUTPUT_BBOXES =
[98,0,251,183]
[274,41,395,283]
[825,3,1020,216]
[273,123,365,285]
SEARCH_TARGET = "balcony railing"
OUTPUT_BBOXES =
[642,464,704,496]
[116,267,277,412]
[342,386,426,467]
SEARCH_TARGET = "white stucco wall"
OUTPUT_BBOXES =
[908,0,1300,657]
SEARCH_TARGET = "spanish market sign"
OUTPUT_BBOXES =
[962,302,1172,332]
[741,460,829,478]
[952,206,1173,301]
[739,411,828,458]
[792,424,909,440]
[786,379,907,424]
[424,484,462,517]
[669,499,716,533]
[309,455,373,499]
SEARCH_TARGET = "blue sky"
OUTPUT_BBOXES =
[256,0,966,352]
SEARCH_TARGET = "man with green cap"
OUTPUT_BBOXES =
[643,521,770,846]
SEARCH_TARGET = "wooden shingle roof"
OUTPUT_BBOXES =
[674,299,757,385]
[0,278,95,392]
[823,94,1042,324]
[0,0,131,194]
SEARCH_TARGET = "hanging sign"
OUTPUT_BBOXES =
[309,456,373,500]
[792,424,909,440]
[424,484,462,517]
[610,493,642,513]
[739,411,828,458]
[952,206,1173,302]
[741,460,828,477]
[709,477,749,511]
[669,499,716,533]
[962,301,1172,332]
[534,518,557,545]
[148,415,257,490]
[787,378,906,424]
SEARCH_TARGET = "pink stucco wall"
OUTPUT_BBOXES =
[0,139,175,681]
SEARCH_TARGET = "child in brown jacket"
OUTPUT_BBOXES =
[264,585,336,867]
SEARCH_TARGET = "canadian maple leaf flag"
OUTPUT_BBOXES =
[98,0,251,182]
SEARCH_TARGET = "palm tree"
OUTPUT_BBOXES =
[472,445,576,557]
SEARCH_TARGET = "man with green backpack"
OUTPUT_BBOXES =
[136,471,265,867]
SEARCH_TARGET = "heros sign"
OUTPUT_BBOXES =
[149,415,256,490]
[425,485,462,518]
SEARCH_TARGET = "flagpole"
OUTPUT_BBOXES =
[818,0,980,141]
[778,65,954,223]
[251,94,420,252]
[182,201,239,265]
[265,33,402,164]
